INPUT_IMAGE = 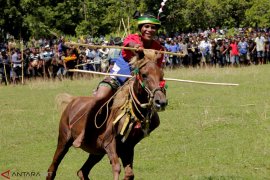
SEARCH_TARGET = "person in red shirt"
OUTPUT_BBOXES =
[229,39,240,66]
[73,14,164,147]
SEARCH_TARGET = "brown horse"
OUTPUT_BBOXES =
[46,50,168,180]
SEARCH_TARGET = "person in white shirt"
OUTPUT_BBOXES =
[41,45,54,77]
[99,42,109,72]
[254,32,266,64]
[198,36,210,67]
[108,37,122,70]
[11,49,22,84]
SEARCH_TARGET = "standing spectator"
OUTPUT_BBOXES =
[187,37,196,67]
[99,42,110,72]
[229,39,240,67]
[254,32,266,64]
[65,47,78,80]
[198,36,210,67]
[41,45,54,78]
[238,37,249,65]
[248,38,257,64]
[164,39,172,68]
[168,39,180,68]
[93,48,101,72]
[264,33,270,63]
[84,46,95,71]
[180,38,189,67]
[265,39,270,64]
[57,56,66,80]
[29,47,42,77]
[222,39,230,66]
[50,56,59,79]
[0,50,10,85]
[108,37,122,70]
[210,40,217,67]
[11,49,22,84]
[215,39,223,67]
[23,48,31,79]
[219,39,227,67]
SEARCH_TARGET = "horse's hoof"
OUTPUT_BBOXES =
[77,170,89,180]
[46,172,55,180]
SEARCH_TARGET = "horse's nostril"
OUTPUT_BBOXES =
[155,100,161,108]
[155,99,168,108]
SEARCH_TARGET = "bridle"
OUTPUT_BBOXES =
[130,75,166,109]
[94,60,167,132]
[131,59,167,108]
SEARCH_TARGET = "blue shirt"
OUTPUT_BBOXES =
[168,44,179,53]
[238,41,248,54]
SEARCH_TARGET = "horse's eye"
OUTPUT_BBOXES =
[141,74,147,79]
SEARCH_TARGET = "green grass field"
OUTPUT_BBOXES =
[1,65,270,180]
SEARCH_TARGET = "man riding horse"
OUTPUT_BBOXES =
[73,13,165,147]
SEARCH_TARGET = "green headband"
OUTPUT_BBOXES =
[137,17,161,26]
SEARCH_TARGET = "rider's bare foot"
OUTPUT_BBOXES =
[73,131,84,148]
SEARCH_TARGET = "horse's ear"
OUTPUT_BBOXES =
[129,56,136,67]
[129,50,146,68]
[129,56,140,69]
[143,49,160,62]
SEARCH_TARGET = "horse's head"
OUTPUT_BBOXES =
[130,49,168,111]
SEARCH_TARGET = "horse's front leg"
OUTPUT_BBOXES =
[77,154,105,180]
[105,139,121,180]
[119,147,134,180]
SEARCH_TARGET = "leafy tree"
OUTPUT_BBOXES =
[245,0,270,27]
[1,0,270,40]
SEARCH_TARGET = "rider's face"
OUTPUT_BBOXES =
[141,24,157,41]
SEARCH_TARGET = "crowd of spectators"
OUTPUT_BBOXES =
[0,27,270,85]
[0,36,122,85]
[160,27,270,68]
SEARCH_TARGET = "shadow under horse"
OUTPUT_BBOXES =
[46,50,168,180]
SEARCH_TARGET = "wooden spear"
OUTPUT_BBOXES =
[121,18,128,37]
[117,21,121,37]
[68,69,239,86]
[65,42,185,57]
[127,17,131,35]
[75,62,94,67]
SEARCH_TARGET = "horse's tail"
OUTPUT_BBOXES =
[55,93,75,113]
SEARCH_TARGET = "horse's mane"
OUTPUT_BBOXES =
[111,49,161,109]
[111,84,130,109]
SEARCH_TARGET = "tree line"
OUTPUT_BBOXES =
[1,0,270,40]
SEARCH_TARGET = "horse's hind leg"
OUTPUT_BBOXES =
[47,126,72,180]
[77,154,105,180]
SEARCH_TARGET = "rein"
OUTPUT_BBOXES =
[114,62,167,141]
[94,78,134,129]
[94,59,167,142]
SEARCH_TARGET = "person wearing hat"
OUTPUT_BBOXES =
[73,13,164,148]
